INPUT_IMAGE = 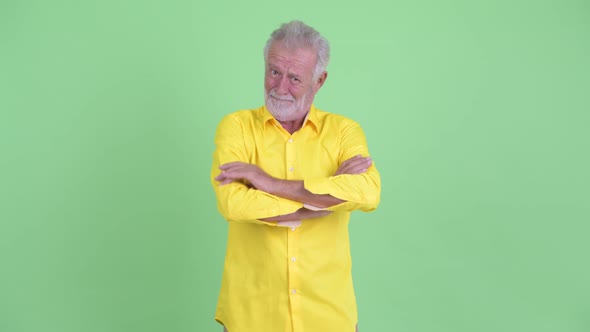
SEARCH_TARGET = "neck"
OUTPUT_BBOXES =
[278,116,306,134]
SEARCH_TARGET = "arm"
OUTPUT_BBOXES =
[216,154,373,208]
[272,154,375,208]
[303,120,381,212]
[216,119,380,213]
[213,113,380,222]
[259,207,332,222]
[211,113,303,224]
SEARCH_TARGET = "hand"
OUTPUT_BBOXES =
[215,162,275,192]
[334,155,372,176]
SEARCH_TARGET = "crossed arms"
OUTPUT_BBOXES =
[211,112,381,225]
[214,155,373,222]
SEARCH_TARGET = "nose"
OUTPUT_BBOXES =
[275,76,290,95]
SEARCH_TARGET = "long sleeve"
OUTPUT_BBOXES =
[211,112,303,224]
[215,106,380,331]
[303,120,381,212]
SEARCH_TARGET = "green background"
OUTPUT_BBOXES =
[1,0,589,331]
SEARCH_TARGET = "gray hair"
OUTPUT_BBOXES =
[263,20,330,80]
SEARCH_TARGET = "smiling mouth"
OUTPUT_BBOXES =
[269,91,295,102]
[272,96,294,102]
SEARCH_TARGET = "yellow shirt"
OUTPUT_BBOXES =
[211,105,381,332]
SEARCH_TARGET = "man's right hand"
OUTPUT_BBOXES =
[334,155,372,176]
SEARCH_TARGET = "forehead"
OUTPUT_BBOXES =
[266,42,317,75]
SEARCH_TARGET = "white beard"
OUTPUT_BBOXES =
[265,89,310,122]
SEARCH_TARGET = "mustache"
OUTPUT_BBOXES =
[269,90,295,102]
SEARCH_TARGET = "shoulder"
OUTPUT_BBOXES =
[217,106,267,127]
[220,107,262,121]
[312,107,362,131]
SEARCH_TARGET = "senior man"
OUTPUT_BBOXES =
[211,20,381,332]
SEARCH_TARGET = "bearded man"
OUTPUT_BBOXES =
[211,20,381,332]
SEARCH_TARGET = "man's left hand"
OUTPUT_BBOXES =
[216,162,275,192]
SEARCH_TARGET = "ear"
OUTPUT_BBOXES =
[314,71,328,92]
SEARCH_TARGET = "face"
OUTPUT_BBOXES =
[264,42,326,122]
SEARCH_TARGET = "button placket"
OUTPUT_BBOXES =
[287,215,299,302]
[285,136,296,177]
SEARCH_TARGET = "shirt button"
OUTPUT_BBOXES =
[291,257,296,262]
[291,227,296,231]
[289,167,294,172]
[291,289,297,294]
[288,138,293,143]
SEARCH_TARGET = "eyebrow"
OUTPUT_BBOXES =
[267,64,305,79]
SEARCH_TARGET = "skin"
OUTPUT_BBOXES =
[264,41,326,134]
[215,42,372,221]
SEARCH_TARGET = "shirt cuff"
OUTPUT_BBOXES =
[303,203,327,211]
[276,220,302,228]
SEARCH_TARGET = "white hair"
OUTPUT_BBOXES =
[263,20,330,80]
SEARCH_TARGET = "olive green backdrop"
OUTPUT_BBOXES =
[1,0,589,331]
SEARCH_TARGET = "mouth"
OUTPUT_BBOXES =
[269,91,295,103]
[271,96,294,103]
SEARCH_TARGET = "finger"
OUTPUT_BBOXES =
[335,155,362,173]
[349,157,371,167]
[215,175,230,183]
[341,155,363,165]
[216,171,244,184]
[337,158,372,175]
[218,178,236,186]
[342,158,370,171]
[340,167,365,175]
[216,170,241,182]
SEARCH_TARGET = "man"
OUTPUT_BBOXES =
[211,20,381,332]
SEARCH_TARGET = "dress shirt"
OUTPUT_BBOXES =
[211,104,381,332]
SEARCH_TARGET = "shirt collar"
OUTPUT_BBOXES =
[261,104,320,133]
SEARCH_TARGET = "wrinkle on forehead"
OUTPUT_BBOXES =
[267,44,317,77]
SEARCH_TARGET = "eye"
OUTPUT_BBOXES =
[271,69,279,76]
[291,77,301,83]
